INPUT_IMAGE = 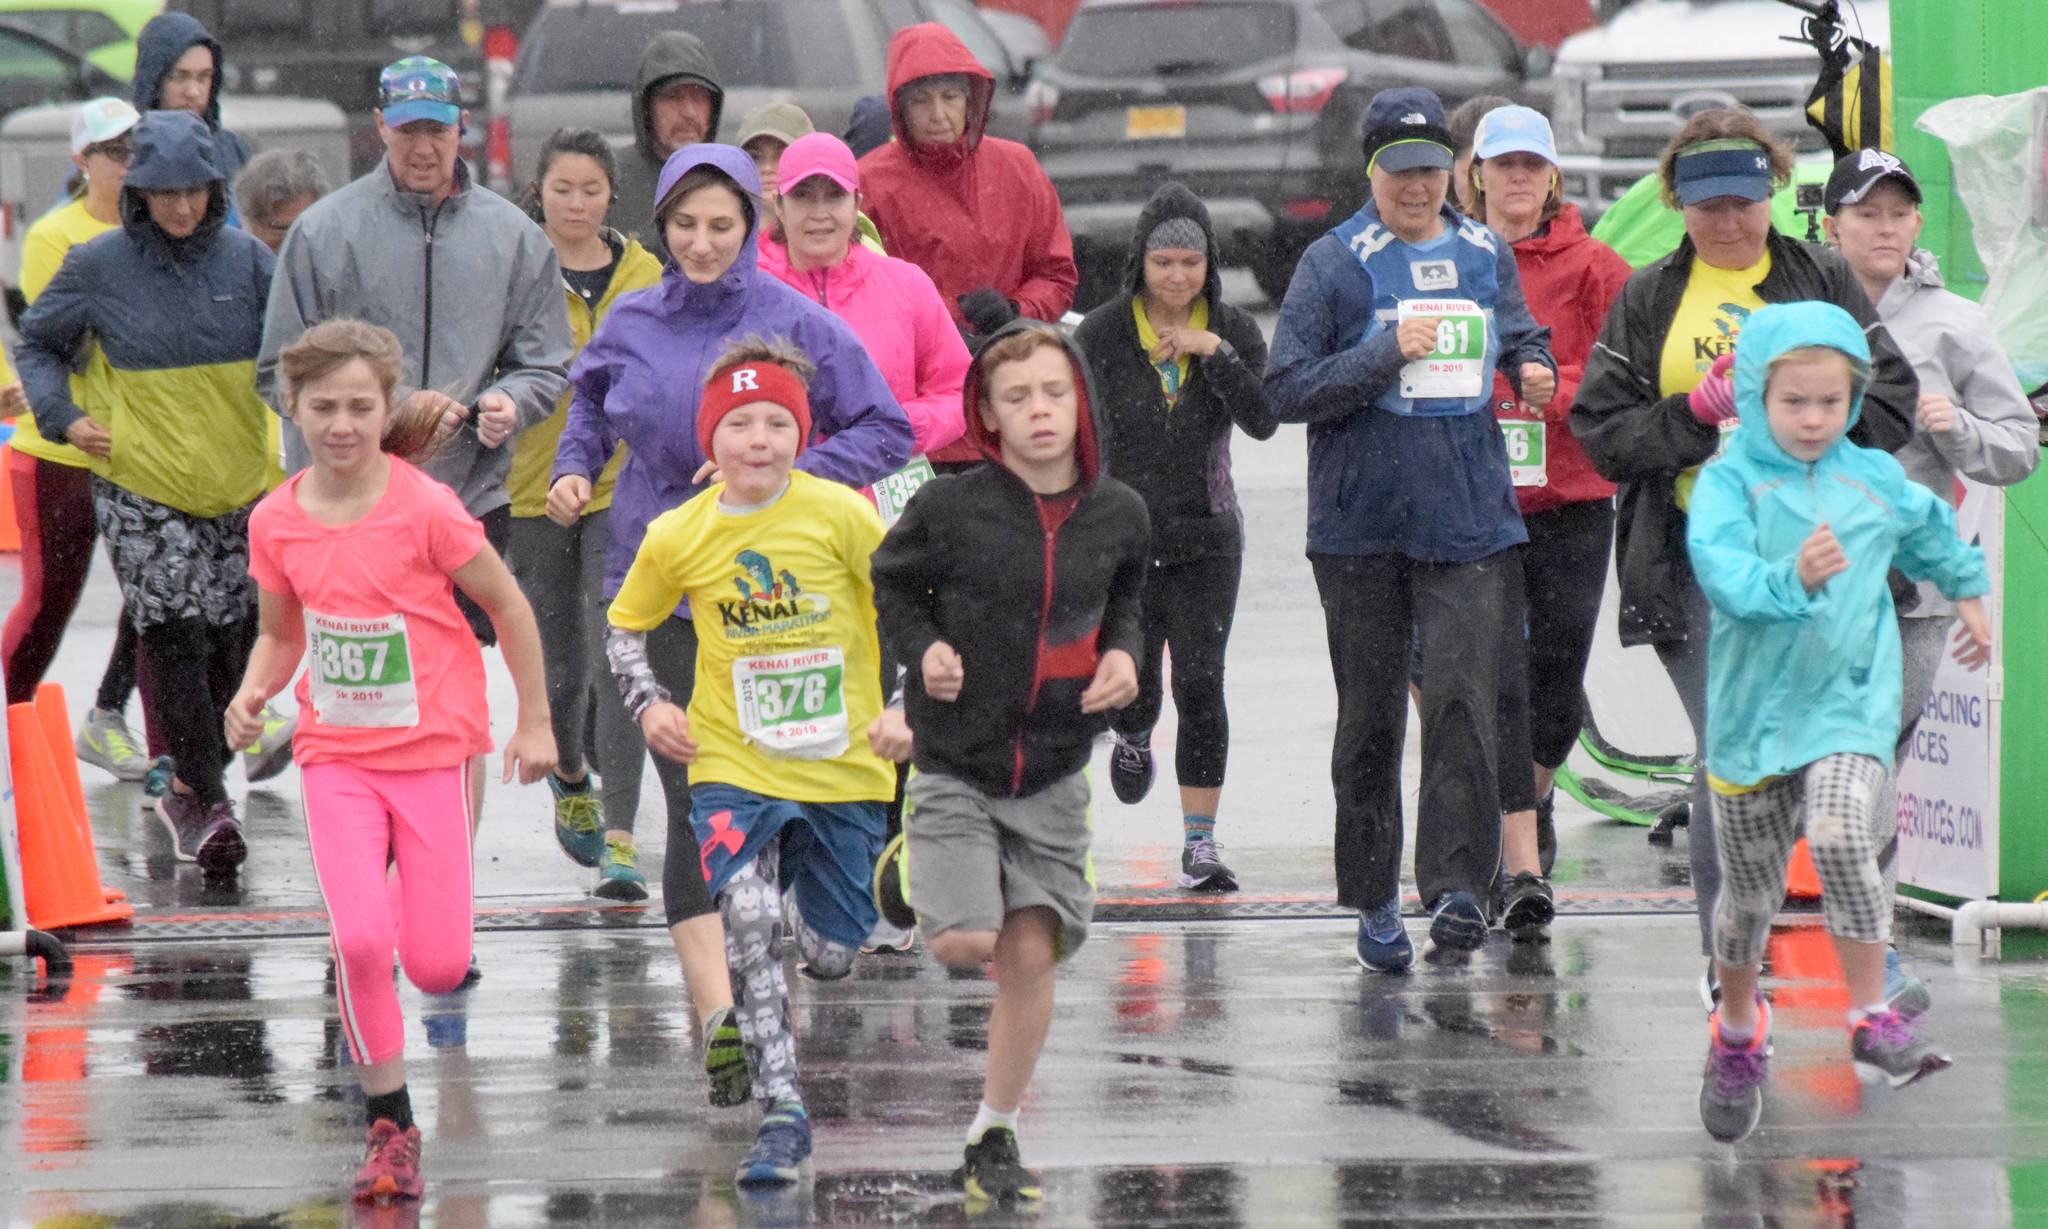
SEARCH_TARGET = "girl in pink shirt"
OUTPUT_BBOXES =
[226,319,556,1206]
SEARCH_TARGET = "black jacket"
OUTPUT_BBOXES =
[871,322,1150,798]
[1074,182,1276,564]
[1571,229,1916,646]
[612,32,726,244]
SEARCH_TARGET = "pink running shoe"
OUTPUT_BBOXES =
[352,1119,424,1203]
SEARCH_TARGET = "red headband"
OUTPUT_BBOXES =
[697,361,813,461]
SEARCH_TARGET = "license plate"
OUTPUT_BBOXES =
[1125,105,1187,140]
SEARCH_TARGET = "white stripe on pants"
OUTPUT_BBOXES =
[1711,753,1890,968]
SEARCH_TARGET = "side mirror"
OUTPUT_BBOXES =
[1523,45,1554,79]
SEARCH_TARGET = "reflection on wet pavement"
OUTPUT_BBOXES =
[5,919,2046,1226]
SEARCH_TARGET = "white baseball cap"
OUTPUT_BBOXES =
[1472,105,1558,165]
[71,97,140,155]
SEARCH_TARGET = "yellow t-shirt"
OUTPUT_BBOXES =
[607,470,894,804]
[1661,252,1767,512]
[1131,296,1209,405]
[9,196,117,467]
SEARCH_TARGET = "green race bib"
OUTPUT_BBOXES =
[733,646,850,760]
[1500,419,1547,487]
[1398,297,1489,400]
[869,455,937,528]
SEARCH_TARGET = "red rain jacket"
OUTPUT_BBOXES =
[1490,203,1632,515]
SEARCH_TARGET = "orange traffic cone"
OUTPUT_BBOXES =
[8,702,131,929]
[1786,837,1824,900]
[33,683,123,902]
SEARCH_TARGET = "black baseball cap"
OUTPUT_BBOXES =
[1361,87,1453,173]
[1824,148,1922,213]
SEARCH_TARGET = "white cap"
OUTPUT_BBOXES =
[71,97,140,155]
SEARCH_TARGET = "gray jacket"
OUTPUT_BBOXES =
[1878,248,2039,615]
[258,159,573,517]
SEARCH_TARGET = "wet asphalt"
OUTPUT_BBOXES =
[6,277,2048,1225]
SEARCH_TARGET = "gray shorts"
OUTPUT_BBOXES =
[904,768,1094,960]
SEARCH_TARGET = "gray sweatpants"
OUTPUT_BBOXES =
[1712,753,1891,968]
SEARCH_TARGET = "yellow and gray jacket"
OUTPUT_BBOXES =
[17,111,274,519]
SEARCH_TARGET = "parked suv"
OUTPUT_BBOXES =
[1029,0,1549,306]
[504,0,1035,208]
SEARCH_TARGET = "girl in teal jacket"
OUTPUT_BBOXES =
[1684,300,1989,1143]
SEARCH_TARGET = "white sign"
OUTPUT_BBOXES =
[1895,478,2002,900]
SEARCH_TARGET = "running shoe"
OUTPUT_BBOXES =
[141,755,176,798]
[594,837,649,902]
[1535,791,1557,877]
[735,1101,811,1186]
[550,774,604,867]
[457,954,482,989]
[1884,947,1932,1019]
[352,1118,424,1203]
[1850,1009,1951,1087]
[240,703,296,782]
[862,918,918,954]
[1699,957,1722,1013]
[1428,890,1488,953]
[956,1126,1042,1207]
[872,831,917,931]
[704,1004,751,1108]
[1699,998,1772,1143]
[156,792,246,871]
[1108,731,1154,804]
[1178,836,1238,892]
[1355,899,1413,973]
[1498,871,1554,942]
[75,707,149,781]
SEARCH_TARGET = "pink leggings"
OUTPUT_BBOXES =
[302,761,474,1066]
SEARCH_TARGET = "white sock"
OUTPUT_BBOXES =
[967,1102,1019,1144]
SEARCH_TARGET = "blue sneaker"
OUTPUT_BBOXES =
[1356,900,1413,973]
[1884,947,1932,1019]
[1428,890,1489,952]
[142,755,177,799]
[594,838,649,902]
[550,774,604,867]
[736,1102,812,1186]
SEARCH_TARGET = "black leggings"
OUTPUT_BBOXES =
[1493,500,1615,810]
[636,615,712,927]
[139,615,254,806]
[1111,552,1241,790]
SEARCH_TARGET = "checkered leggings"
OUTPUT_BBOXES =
[1711,753,1891,967]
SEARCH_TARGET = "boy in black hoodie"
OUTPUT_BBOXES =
[870,320,1148,1208]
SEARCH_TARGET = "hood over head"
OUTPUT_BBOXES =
[651,143,763,281]
[962,320,1105,485]
[884,24,995,168]
[1730,300,1872,468]
[133,12,225,131]
[1122,181,1222,304]
[120,110,228,253]
[633,32,725,164]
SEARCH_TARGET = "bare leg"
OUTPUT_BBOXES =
[1501,809,1540,874]
[1717,962,1762,1031]
[1533,764,1557,798]
[467,754,484,837]
[1179,786,1221,822]
[981,907,1060,1113]
[359,1055,404,1098]
[671,913,734,1028]
[1835,936,1887,1010]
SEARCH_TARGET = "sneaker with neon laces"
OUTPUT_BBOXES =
[75,706,149,781]
[1883,946,1932,1019]
[550,774,604,867]
[1851,1009,1951,1087]
[1699,998,1772,1143]
[1109,731,1154,804]
[352,1118,424,1203]
[1428,890,1488,952]
[1356,899,1413,972]
[241,703,296,782]
[594,837,649,901]
[1178,836,1238,892]
[703,1004,750,1108]
[736,1102,811,1186]
[872,830,916,931]
[956,1126,1042,1207]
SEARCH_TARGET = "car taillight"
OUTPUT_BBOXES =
[488,115,513,193]
[484,24,519,193]
[1025,79,1060,126]
[1282,198,1332,221]
[1257,67,1347,115]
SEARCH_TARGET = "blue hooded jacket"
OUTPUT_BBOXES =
[553,143,913,595]
[133,13,251,190]
[1686,301,1987,787]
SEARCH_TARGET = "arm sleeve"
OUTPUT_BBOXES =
[16,253,96,442]
[551,330,621,482]
[484,234,573,431]
[869,487,947,672]
[793,321,914,488]
[1570,283,1721,481]
[1010,171,1078,322]
[1491,242,1555,396]
[1892,474,1990,600]
[1684,466,1820,622]
[1202,309,1278,441]
[257,226,321,412]
[903,268,971,455]
[1263,254,1407,426]
[605,626,670,720]
[1928,315,2041,487]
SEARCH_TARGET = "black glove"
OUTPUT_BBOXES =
[958,287,1019,335]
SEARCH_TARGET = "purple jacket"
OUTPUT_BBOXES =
[553,143,913,594]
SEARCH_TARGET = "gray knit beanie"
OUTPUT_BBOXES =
[1143,216,1206,254]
